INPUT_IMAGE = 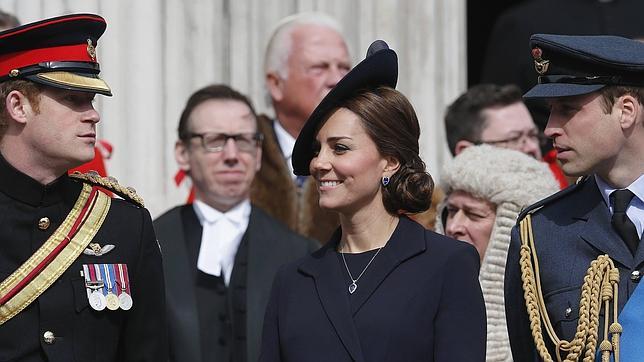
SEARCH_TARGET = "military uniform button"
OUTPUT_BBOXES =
[38,217,51,230]
[43,331,55,344]
[631,270,641,282]
[564,307,572,318]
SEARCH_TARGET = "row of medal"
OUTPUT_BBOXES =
[82,263,133,311]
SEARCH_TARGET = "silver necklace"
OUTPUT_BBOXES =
[340,246,383,294]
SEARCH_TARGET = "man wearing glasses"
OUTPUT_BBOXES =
[444,83,568,188]
[154,84,317,362]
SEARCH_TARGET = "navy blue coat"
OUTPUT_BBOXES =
[505,176,644,361]
[259,217,486,362]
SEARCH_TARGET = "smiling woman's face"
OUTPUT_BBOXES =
[444,190,496,260]
[308,107,390,216]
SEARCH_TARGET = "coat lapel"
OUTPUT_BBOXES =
[576,179,633,268]
[245,207,281,362]
[299,234,365,362]
[159,206,202,362]
[349,217,426,316]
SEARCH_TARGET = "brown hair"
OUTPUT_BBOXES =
[598,86,644,114]
[0,80,42,138]
[177,84,257,141]
[444,84,523,156]
[341,86,434,214]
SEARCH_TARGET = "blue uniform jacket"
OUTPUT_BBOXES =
[505,176,644,361]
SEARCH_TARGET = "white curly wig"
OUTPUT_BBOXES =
[435,144,559,362]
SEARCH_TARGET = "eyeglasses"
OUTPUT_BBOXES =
[185,132,263,153]
[478,130,547,148]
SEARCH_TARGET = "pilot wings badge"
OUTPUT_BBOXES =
[83,242,115,257]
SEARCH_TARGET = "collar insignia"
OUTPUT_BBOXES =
[532,47,550,75]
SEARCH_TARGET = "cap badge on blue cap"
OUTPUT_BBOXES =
[532,47,550,75]
[86,39,96,61]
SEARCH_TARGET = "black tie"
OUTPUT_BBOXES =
[610,189,639,255]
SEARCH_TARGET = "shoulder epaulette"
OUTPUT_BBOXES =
[69,171,145,208]
[516,175,590,224]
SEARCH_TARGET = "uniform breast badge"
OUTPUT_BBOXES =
[83,242,115,256]
[82,263,133,311]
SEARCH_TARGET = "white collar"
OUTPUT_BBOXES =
[192,199,251,285]
[192,198,251,226]
[273,119,297,179]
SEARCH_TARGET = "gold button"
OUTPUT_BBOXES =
[43,331,55,344]
[631,270,641,282]
[38,217,51,230]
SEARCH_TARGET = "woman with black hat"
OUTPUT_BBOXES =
[259,41,486,362]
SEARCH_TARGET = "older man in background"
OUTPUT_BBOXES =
[250,12,350,242]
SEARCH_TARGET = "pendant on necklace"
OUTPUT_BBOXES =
[349,281,357,294]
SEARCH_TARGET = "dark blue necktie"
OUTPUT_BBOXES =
[611,189,639,255]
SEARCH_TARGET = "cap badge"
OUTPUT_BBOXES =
[532,47,550,75]
[9,69,20,77]
[86,39,96,61]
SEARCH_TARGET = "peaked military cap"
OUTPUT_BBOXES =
[292,40,398,176]
[0,13,111,96]
[524,34,644,99]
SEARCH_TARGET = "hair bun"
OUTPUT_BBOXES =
[383,158,434,214]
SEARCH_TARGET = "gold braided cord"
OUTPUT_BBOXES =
[70,171,145,207]
[518,215,621,362]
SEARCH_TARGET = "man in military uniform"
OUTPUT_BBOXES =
[0,14,166,361]
[505,34,644,361]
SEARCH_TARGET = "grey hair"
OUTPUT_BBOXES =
[264,12,344,79]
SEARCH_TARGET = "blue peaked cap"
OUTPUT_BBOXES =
[524,34,644,98]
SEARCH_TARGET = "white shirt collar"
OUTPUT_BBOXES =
[192,199,251,285]
[594,174,644,211]
[192,198,251,227]
[273,119,297,179]
[595,174,644,238]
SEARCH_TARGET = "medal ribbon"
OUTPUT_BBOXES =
[94,264,105,295]
[103,264,113,293]
[117,264,130,295]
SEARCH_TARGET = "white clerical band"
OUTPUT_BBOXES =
[193,200,250,286]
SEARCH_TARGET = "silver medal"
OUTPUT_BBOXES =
[89,290,107,311]
[118,292,133,310]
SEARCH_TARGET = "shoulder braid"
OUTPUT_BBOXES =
[69,171,145,208]
[517,212,621,362]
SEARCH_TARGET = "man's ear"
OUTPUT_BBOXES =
[5,90,33,125]
[454,140,476,156]
[266,72,284,102]
[617,94,639,130]
[174,141,191,172]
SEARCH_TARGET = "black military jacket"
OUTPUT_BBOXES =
[0,154,167,361]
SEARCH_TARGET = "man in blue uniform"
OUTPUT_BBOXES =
[0,14,166,361]
[505,34,644,361]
